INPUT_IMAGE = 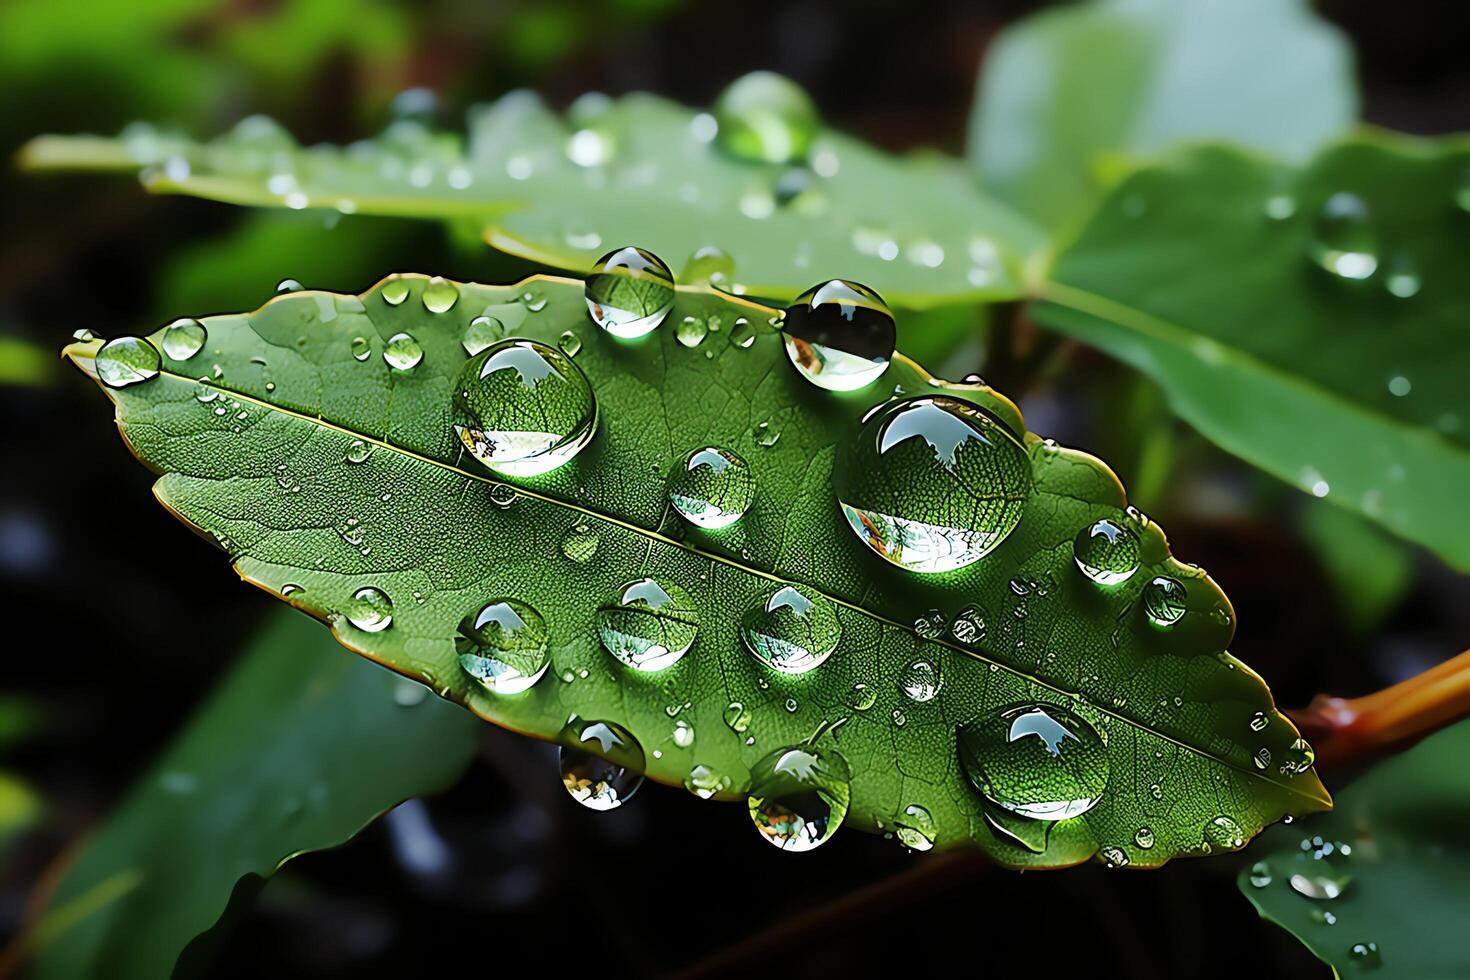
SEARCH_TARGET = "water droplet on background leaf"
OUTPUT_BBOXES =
[1309,192,1379,281]
[713,71,819,165]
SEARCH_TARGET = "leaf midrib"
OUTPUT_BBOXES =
[70,325,1328,808]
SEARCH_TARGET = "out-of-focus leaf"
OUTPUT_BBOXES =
[64,272,1326,872]
[22,88,1045,307]
[1034,136,1470,570]
[969,0,1356,229]
[22,610,479,980]
[1298,504,1413,637]
[0,771,41,848]
[0,338,54,387]
[1240,718,1470,979]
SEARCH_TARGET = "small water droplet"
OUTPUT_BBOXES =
[1264,194,1297,220]
[676,315,708,348]
[561,523,599,562]
[276,278,303,293]
[680,246,735,287]
[684,764,731,799]
[1309,192,1379,281]
[346,586,393,632]
[669,446,754,529]
[560,719,645,810]
[456,598,550,694]
[489,484,517,508]
[597,577,699,671]
[723,701,751,733]
[1348,942,1381,968]
[558,330,582,357]
[951,605,986,644]
[1204,815,1246,852]
[914,610,945,639]
[351,336,372,362]
[346,439,371,464]
[847,682,876,711]
[899,660,940,702]
[96,337,161,388]
[958,703,1108,821]
[1249,861,1273,888]
[160,318,207,360]
[783,280,894,391]
[740,585,841,674]
[1134,827,1155,849]
[462,316,505,356]
[747,745,850,852]
[383,332,423,370]
[1142,576,1188,627]
[422,277,459,313]
[585,246,675,338]
[836,396,1031,572]
[1250,711,1270,732]
[453,340,597,476]
[381,279,410,306]
[894,804,936,851]
[730,317,756,349]
[1073,518,1140,585]
[756,420,781,447]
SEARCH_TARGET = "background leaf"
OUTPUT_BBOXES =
[65,273,1327,872]
[21,609,479,980]
[1240,718,1470,978]
[968,0,1357,230]
[21,88,1045,308]
[1034,136,1470,570]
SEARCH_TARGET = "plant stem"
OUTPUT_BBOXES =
[1289,648,1470,768]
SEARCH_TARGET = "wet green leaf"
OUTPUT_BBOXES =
[1240,719,1470,979]
[21,87,1044,307]
[969,0,1356,229]
[65,271,1327,870]
[23,610,478,980]
[1035,136,1470,571]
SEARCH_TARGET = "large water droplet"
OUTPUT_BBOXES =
[596,577,698,671]
[96,337,161,388]
[160,318,207,360]
[782,280,895,391]
[559,719,645,810]
[834,396,1031,572]
[346,586,394,632]
[1073,518,1140,585]
[676,315,708,348]
[1142,576,1188,627]
[893,804,936,851]
[585,246,675,339]
[462,316,504,356]
[453,340,597,476]
[958,703,1109,821]
[422,277,460,313]
[383,332,424,370]
[747,745,850,851]
[713,71,818,165]
[669,446,754,529]
[455,598,550,695]
[740,585,841,674]
[381,279,410,306]
[899,660,941,702]
[1309,192,1379,281]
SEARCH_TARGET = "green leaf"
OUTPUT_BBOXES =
[1298,504,1413,637]
[969,0,1357,229]
[1034,136,1470,571]
[21,86,1045,307]
[22,609,478,980]
[1240,718,1470,978]
[64,272,1327,870]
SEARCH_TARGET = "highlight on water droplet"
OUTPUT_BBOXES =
[452,339,597,476]
[957,703,1108,821]
[669,446,755,529]
[596,577,699,672]
[346,439,371,464]
[723,701,752,733]
[456,598,550,695]
[96,337,161,388]
[834,396,1031,572]
[559,719,645,810]
[782,280,895,391]
[160,318,207,360]
[351,336,372,361]
[558,330,582,357]
[585,246,675,339]
[345,586,393,632]
[383,332,424,370]
[740,585,841,674]
[713,71,818,166]
[1073,518,1140,585]
[746,745,851,852]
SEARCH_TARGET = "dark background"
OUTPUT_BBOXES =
[3,1,1469,976]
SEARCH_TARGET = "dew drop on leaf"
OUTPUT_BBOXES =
[1073,518,1140,585]
[1348,942,1381,968]
[452,340,597,476]
[714,71,818,166]
[96,337,161,388]
[675,315,708,348]
[1135,826,1156,849]
[1204,815,1246,852]
[383,332,424,370]
[1142,576,1188,627]
[276,278,303,293]
[835,396,1031,572]
[380,279,410,306]
[584,246,675,338]
[561,523,599,563]
[680,245,735,287]
[345,586,393,632]
[558,330,582,357]
[685,764,731,799]
[899,660,940,702]
[350,336,371,362]
[951,605,986,644]
[345,439,371,464]
[1309,192,1379,281]
[1249,861,1273,888]
[847,682,876,711]
[958,703,1109,821]
[559,719,645,811]
[422,276,459,313]
[893,804,936,851]
[673,719,695,748]
[455,598,550,695]
[669,446,754,529]
[160,318,207,360]
[740,585,841,674]
[782,279,894,391]
[462,315,504,356]
[723,701,751,733]
[489,484,517,508]
[596,577,699,672]
[747,745,850,852]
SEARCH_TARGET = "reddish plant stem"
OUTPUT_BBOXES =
[1289,648,1470,769]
